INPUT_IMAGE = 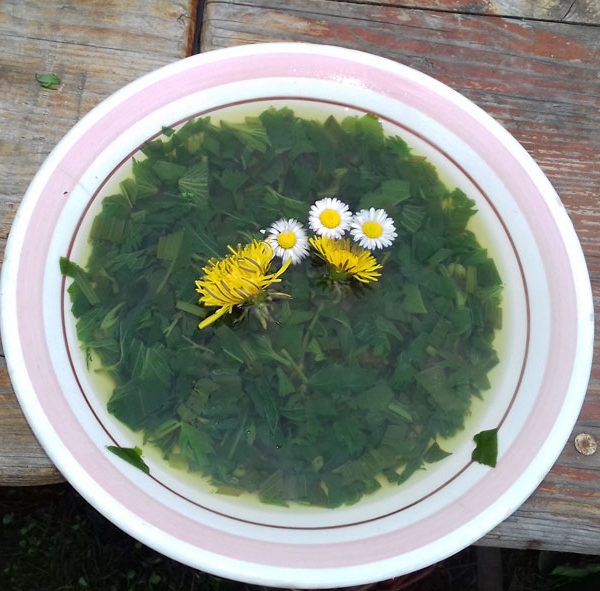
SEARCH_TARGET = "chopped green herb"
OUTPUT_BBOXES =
[35,73,61,90]
[62,107,503,507]
[472,428,498,467]
[106,446,150,474]
[424,441,452,463]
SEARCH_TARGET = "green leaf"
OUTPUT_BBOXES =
[375,316,404,341]
[119,178,138,206]
[306,338,326,362]
[179,423,214,467]
[132,158,159,198]
[106,445,150,474]
[472,428,498,467]
[443,188,477,233]
[354,382,394,410]
[36,73,61,90]
[59,256,80,278]
[277,368,295,397]
[360,179,411,210]
[219,169,248,192]
[221,117,270,153]
[387,401,413,422]
[99,303,125,331]
[400,204,426,233]
[402,284,427,314]
[59,257,99,305]
[308,365,377,394]
[262,186,309,218]
[156,228,185,261]
[216,326,257,366]
[417,365,467,414]
[153,160,187,183]
[175,301,204,318]
[424,441,451,463]
[90,212,127,243]
[179,159,209,203]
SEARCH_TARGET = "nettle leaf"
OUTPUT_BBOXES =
[66,105,503,507]
[59,257,99,305]
[179,423,214,468]
[106,446,150,474]
[132,158,159,198]
[36,73,61,90]
[221,117,270,152]
[219,169,247,192]
[424,441,451,463]
[402,284,427,314]
[400,204,426,233]
[262,187,309,218]
[417,365,464,414]
[153,160,187,183]
[179,159,209,202]
[156,228,185,261]
[472,428,498,467]
[308,365,377,394]
[360,179,410,210]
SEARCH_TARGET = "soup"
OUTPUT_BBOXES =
[61,107,502,507]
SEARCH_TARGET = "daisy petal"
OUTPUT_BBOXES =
[350,208,397,250]
[265,218,310,264]
[308,197,353,239]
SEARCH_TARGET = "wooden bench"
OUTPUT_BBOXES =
[1,0,598,554]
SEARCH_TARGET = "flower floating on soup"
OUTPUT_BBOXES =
[61,108,502,507]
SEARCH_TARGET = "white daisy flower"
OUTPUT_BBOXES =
[308,197,352,239]
[265,218,309,264]
[350,208,397,250]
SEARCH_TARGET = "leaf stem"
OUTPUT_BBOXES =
[302,302,323,351]
[280,349,308,384]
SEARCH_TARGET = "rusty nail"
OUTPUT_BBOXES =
[574,433,597,456]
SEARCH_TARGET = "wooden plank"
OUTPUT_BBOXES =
[309,0,600,24]
[0,0,196,485]
[0,359,63,485]
[202,0,600,554]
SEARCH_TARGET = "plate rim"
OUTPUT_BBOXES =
[1,42,594,588]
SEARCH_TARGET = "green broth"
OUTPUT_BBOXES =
[63,107,502,508]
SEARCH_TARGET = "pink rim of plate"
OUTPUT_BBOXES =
[1,44,594,587]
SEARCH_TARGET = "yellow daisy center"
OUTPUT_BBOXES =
[362,221,383,239]
[277,231,297,249]
[319,209,341,229]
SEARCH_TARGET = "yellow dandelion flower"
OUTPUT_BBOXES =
[309,236,382,284]
[195,240,290,329]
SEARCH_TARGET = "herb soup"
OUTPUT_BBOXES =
[61,104,502,508]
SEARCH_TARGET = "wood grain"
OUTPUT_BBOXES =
[2,0,600,556]
[318,0,600,24]
[0,359,63,485]
[202,0,600,554]
[0,0,196,485]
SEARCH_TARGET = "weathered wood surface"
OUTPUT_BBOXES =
[1,0,599,557]
[202,0,600,555]
[322,0,600,24]
[0,0,197,485]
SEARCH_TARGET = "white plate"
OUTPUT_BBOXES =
[1,43,593,588]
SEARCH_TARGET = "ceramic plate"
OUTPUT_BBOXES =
[1,43,594,588]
